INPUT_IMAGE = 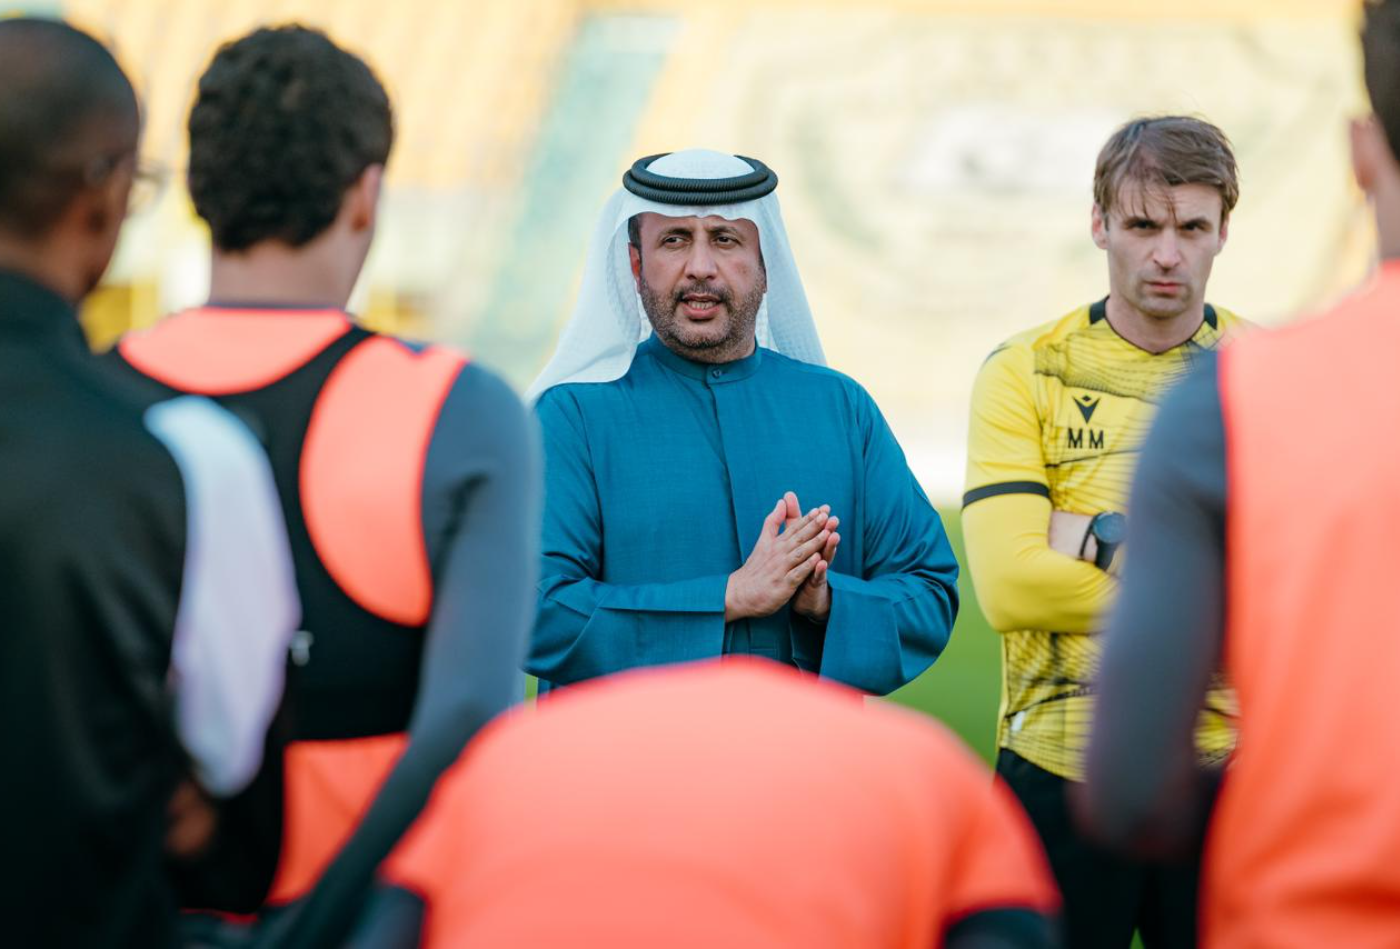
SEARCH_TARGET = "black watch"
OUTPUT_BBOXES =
[1085,511,1126,571]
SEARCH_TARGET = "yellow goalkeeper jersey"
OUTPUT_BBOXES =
[963,298,1243,781]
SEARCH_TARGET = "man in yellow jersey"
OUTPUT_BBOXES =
[962,115,1244,946]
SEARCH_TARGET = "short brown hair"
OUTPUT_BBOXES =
[1363,0,1400,161]
[1093,116,1239,223]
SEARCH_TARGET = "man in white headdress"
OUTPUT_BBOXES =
[527,149,958,694]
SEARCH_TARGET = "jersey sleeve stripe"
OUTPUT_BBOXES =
[962,481,1051,508]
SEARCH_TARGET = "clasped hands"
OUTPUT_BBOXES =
[725,491,840,624]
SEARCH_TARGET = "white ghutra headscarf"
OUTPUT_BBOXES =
[526,149,826,402]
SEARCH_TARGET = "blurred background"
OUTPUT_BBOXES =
[21,0,1376,757]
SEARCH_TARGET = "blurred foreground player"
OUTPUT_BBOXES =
[107,25,538,945]
[1083,4,1400,944]
[365,659,1058,948]
[0,18,298,944]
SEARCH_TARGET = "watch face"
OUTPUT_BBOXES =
[1094,512,1127,545]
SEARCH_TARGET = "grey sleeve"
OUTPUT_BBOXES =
[415,364,539,729]
[1078,353,1227,857]
[274,365,540,946]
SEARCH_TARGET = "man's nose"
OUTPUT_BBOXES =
[684,242,719,280]
[1151,231,1183,270]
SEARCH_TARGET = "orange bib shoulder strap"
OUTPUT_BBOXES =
[301,338,469,626]
[118,308,353,395]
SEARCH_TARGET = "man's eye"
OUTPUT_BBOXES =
[714,235,736,245]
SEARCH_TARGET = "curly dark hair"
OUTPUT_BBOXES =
[187,25,393,251]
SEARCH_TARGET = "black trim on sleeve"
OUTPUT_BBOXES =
[963,481,1051,508]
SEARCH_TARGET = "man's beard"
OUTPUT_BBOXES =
[638,277,764,360]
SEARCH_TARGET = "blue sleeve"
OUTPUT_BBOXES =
[1080,354,1225,856]
[807,393,960,695]
[274,364,539,946]
[527,388,729,686]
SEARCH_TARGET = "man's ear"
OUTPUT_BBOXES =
[628,242,643,290]
[346,164,384,234]
[1090,204,1110,250]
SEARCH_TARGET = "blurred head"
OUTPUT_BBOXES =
[1355,1,1400,209]
[0,18,139,301]
[627,212,767,364]
[1091,116,1237,322]
[188,25,392,273]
